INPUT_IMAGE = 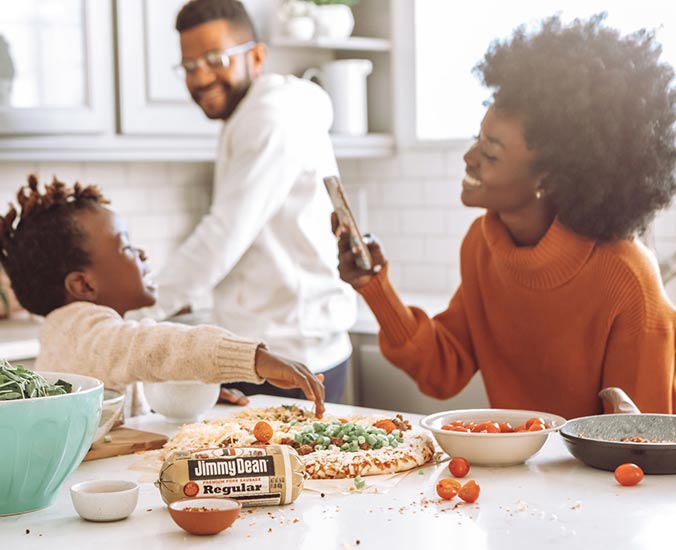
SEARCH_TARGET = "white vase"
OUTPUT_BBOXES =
[283,16,316,41]
[313,5,355,40]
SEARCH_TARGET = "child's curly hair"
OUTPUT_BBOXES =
[474,14,676,242]
[0,175,109,316]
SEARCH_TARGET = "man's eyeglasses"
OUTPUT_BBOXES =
[173,41,256,79]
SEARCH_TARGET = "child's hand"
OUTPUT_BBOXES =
[254,348,326,418]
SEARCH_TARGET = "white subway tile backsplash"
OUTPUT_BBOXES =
[399,150,445,178]
[82,162,129,188]
[442,207,484,237]
[401,209,445,236]
[383,236,426,263]
[424,236,461,264]
[167,161,212,186]
[423,178,464,207]
[368,208,404,237]
[653,207,676,238]
[380,180,425,207]
[144,184,199,214]
[384,262,404,289]
[336,159,360,179]
[106,186,152,215]
[402,263,452,293]
[444,142,473,176]
[36,162,85,185]
[128,162,169,186]
[359,156,402,179]
[128,212,198,241]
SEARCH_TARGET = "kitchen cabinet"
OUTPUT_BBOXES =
[0,0,114,135]
[116,0,220,137]
[0,0,399,160]
[350,332,490,415]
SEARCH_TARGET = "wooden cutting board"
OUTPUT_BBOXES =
[84,427,168,461]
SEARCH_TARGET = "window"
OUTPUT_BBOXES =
[414,1,676,141]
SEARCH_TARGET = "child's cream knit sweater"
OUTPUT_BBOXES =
[35,302,265,415]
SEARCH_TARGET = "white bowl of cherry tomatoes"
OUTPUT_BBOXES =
[420,408,567,466]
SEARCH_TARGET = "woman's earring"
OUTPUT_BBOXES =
[535,189,543,199]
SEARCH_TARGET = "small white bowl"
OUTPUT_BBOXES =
[143,381,220,424]
[70,480,139,522]
[93,388,125,442]
[420,408,567,466]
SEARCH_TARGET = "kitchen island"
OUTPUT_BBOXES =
[1,395,673,550]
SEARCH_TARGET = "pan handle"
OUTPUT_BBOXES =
[598,387,641,414]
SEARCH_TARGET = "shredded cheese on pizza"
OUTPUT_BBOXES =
[162,405,435,479]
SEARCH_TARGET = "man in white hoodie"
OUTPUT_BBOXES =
[132,0,356,403]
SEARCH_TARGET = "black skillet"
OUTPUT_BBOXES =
[559,414,676,474]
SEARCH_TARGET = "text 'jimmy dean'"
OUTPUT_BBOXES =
[188,457,275,479]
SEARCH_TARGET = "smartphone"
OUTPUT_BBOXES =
[323,175,374,271]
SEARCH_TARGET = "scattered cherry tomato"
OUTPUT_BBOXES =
[614,463,644,486]
[253,421,274,443]
[436,479,460,500]
[448,457,471,478]
[458,479,480,503]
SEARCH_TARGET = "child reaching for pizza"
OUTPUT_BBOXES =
[0,175,325,418]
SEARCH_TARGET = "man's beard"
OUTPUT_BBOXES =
[194,66,253,121]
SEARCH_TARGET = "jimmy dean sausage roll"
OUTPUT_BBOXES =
[156,445,304,507]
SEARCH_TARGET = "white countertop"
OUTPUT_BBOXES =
[1,395,673,550]
[0,314,41,361]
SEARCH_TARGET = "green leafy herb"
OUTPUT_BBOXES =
[0,359,72,400]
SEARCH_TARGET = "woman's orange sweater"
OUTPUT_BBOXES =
[358,212,675,418]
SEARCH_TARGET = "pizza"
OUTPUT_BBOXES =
[162,404,436,479]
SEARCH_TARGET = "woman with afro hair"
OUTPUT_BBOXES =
[334,14,676,418]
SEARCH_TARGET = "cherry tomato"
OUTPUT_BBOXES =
[374,419,397,434]
[528,422,545,432]
[253,421,274,443]
[436,478,460,500]
[458,479,481,503]
[448,457,471,478]
[472,421,501,433]
[525,417,545,429]
[614,463,644,486]
[498,422,514,433]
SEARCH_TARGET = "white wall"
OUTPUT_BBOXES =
[0,161,212,273]
[2,152,676,300]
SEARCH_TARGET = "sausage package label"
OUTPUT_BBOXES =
[156,445,304,507]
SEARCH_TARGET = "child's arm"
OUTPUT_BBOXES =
[38,302,325,415]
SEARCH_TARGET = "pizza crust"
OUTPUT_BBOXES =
[162,406,436,479]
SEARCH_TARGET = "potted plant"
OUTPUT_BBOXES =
[307,0,359,40]
[0,34,15,106]
[278,1,316,41]
[0,268,10,319]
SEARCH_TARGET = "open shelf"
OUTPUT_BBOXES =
[271,36,391,52]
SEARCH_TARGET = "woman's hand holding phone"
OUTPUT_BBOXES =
[331,212,386,289]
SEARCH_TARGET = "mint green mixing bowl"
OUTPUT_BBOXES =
[0,371,103,515]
